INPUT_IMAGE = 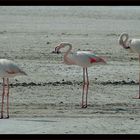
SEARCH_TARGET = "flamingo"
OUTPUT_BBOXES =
[54,42,106,108]
[0,59,27,119]
[119,33,140,99]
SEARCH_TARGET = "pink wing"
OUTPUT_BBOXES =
[67,51,106,67]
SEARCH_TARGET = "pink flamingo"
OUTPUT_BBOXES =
[0,59,27,119]
[119,33,140,99]
[54,42,106,108]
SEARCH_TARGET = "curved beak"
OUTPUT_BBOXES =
[52,45,61,54]
[52,46,60,54]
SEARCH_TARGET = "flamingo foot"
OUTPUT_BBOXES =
[0,116,3,119]
[81,104,87,108]
[133,96,140,99]
[5,115,9,119]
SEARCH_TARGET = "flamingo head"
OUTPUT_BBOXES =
[118,33,131,49]
[53,42,69,54]
[51,45,61,54]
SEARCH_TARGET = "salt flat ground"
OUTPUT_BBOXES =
[0,116,140,134]
[0,6,140,134]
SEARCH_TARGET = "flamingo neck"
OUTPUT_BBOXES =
[63,43,74,65]
[119,33,130,49]
[63,43,72,57]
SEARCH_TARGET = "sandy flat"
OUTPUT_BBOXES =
[0,115,140,134]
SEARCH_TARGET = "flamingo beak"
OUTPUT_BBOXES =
[55,46,59,53]
[55,46,61,54]
[52,46,61,54]
[54,44,64,54]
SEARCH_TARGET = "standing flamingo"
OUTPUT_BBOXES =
[0,59,27,119]
[54,42,106,108]
[119,33,140,99]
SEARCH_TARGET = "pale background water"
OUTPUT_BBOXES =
[0,6,140,56]
[0,6,140,35]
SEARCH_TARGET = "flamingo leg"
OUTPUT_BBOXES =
[6,78,9,118]
[0,78,5,119]
[81,68,89,108]
[139,54,140,98]
[85,68,89,108]
[133,54,140,99]
[82,68,86,108]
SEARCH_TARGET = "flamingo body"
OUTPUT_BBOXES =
[55,42,106,108]
[66,51,105,68]
[0,59,26,77]
[0,59,27,119]
[119,33,140,98]
[119,33,140,53]
[129,39,140,53]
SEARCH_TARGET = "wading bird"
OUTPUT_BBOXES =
[54,42,106,108]
[119,33,140,98]
[0,59,27,119]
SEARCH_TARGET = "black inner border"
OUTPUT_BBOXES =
[0,0,140,5]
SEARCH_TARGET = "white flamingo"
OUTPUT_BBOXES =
[119,33,140,98]
[54,42,106,108]
[0,59,27,119]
